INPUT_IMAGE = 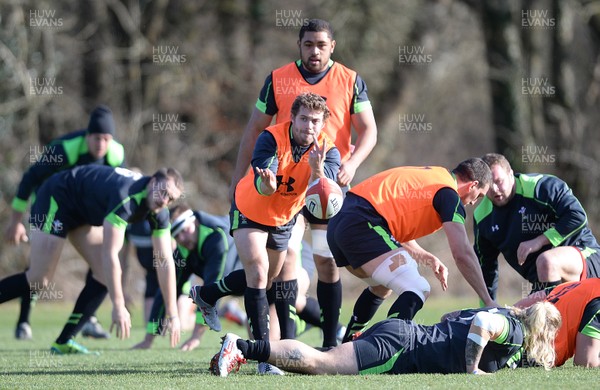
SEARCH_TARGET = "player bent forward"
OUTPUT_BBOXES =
[0,165,183,352]
[211,301,560,376]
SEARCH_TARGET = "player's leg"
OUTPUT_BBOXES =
[215,333,358,376]
[311,223,342,348]
[0,230,65,305]
[328,210,419,341]
[535,246,584,288]
[234,227,272,342]
[273,219,304,340]
[293,266,310,334]
[360,248,430,320]
[51,226,107,353]
[79,270,110,339]
[15,270,36,340]
[190,269,247,328]
[342,282,391,342]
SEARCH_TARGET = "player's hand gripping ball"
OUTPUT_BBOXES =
[305,177,343,219]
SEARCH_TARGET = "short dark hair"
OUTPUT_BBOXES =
[291,92,330,121]
[299,19,334,41]
[452,158,491,188]
[152,167,184,191]
[481,153,512,171]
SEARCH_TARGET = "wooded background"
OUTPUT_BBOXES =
[1,0,599,303]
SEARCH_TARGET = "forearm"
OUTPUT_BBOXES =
[401,240,432,263]
[153,237,179,318]
[465,338,484,373]
[309,167,325,183]
[103,253,126,307]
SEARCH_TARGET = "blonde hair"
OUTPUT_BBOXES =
[511,301,562,370]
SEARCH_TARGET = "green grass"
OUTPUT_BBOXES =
[0,298,597,389]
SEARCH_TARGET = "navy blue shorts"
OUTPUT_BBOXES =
[327,193,400,269]
[353,319,414,374]
[29,176,85,238]
[229,200,297,251]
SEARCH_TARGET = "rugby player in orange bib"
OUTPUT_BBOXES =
[327,159,498,341]
[515,278,600,367]
[206,93,340,375]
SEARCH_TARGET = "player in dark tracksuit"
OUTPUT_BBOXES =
[210,302,561,376]
[0,165,184,353]
[4,105,125,340]
[474,153,600,300]
[133,207,242,350]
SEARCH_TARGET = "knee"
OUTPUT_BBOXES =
[535,253,555,274]
[243,263,269,288]
[371,253,430,302]
[315,256,339,282]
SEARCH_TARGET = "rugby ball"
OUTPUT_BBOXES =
[305,177,344,219]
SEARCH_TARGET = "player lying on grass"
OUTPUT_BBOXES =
[210,301,560,376]
[515,278,600,368]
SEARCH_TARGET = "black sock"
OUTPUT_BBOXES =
[244,287,269,341]
[317,279,342,347]
[201,269,247,305]
[56,276,107,344]
[18,291,38,324]
[274,280,298,339]
[237,338,271,362]
[298,296,322,328]
[0,273,30,304]
[387,291,424,320]
[343,287,384,342]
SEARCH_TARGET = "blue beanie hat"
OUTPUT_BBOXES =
[87,105,115,136]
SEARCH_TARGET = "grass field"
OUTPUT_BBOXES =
[0,297,597,389]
